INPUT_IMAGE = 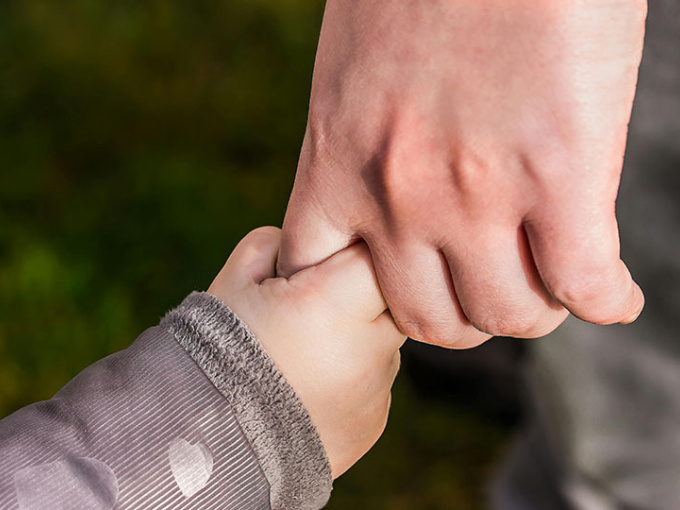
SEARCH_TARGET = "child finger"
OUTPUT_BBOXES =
[291,241,389,320]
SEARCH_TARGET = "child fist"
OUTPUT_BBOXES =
[208,227,406,478]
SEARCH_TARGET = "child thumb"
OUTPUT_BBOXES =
[227,227,282,286]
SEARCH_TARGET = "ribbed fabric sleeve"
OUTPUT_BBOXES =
[0,292,331,509]
[0,326,271,509]
[160,292,333,510]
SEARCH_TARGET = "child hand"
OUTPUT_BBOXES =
[208,227,406,479]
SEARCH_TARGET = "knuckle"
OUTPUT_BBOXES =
[552,279,600,307]
[396,316,457,347]
[396,319,426,342]
[527,310,569,338]
[550,268,621,312]
[469,306,543,338]
[451,332,493,349]
[549,265,638,324]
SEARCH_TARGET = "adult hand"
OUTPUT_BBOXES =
[279,0,647,348]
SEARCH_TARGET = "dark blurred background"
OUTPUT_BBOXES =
[0,1,523,507]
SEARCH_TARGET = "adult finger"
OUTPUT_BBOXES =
[366,238,491,349]
[278,185,351,278]
[444,226,569,338]
[525,204,644,325]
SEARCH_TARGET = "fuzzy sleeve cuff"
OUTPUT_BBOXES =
[160,291,332,510]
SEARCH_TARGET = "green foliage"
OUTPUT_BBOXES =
[0,1,509,507]
[0,0,321,411]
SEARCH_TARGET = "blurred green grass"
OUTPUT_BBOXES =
[0,1,510,507]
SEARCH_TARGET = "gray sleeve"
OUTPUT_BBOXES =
[0,292,332,510]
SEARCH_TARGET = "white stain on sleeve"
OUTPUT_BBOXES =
[14,457,118,510]
[168,438,214,498]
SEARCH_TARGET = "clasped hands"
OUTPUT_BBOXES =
[214,0,648,482]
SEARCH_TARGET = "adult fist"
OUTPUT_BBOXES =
[279,0,647,348]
